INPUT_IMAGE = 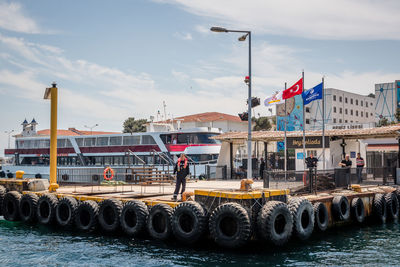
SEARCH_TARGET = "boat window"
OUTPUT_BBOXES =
[76,138,84,147]
[142,135,156,145]
[38,139,50,148]
[123,136,140,145]
[65,139,73,148]
[96,137,109,146]
[84,138,96,147]
[57,139,65,148]
[110,136,122,146]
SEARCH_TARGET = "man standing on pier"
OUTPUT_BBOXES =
[356,153,365,184]
[172,153,190,201]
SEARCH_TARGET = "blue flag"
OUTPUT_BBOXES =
[302,82,323,105]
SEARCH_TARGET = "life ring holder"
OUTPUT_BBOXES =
[103,167,114,181]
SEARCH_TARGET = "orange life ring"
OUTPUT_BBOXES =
[103,167,114,181]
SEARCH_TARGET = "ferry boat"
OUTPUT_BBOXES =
[2,119,221,178]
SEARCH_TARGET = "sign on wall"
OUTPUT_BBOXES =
[286,136,330,149]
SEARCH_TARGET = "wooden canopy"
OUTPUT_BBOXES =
[212,125,400,143]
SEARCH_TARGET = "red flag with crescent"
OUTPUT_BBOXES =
[282,78,303,99]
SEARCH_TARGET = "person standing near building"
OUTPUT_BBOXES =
[259,158,265,180]
[305,153,318,187]
[356,153,365,183]
[339,154,352,168]
[172,153,190,201]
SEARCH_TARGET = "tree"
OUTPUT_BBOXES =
[123,117,147,133]
[377,117,389,127]
[395,108,400,122]
[252,116,272,131]
[367,93,375,98]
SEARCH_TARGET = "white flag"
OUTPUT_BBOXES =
[264,91,283,106]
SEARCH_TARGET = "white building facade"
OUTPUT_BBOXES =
[305,88,376,131]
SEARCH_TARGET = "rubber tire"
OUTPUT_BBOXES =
[2,191,21,221]
[373,193,387,224]
[351,197,365,223]
[209,202,251,248]
[120,200,149,236]
[385,193,399,221]
[257,201,293,246]
[98,199,123,232]
[147,203,173,240]
[332,196,350,221]
[288,198,314,240]
[313,202,329,231]
[56,197,78,227]
[171,201,207,244]
[37,194,58,225]
[0,185,6,216]
[75,200,99,231]
[19,193,39,223]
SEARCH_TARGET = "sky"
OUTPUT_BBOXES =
[0,0,399,156]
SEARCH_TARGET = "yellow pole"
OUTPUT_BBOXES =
[48,83,59,192]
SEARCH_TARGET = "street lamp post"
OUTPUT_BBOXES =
[84,124,99,135]
[4,130,14,149]
[210,26,252,180]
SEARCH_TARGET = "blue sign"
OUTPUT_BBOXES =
[277,141,285,152]
[350,151,356,158]
[297,152,304,159]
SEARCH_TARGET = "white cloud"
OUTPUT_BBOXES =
[0,2,42,33]
[173,32,193,40]
[166,0,400,40]
[195,25,210,34]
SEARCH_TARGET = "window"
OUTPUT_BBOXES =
[371,113,373,116]
[366,112,368,118]
[339,96,342,102]
[361,101,363,107]
[361,111,363,117]
[370,102,373,106]
[142,135,156,144]
[351,110,353,115]
[366,102,368,107]
[333,107,337,113]
[339,108,342,114]
[123,136,140,145]
[306,119,310,124]
[333,95,336,101]
[333,118,337,123]
[76,138,83,147]
[57,139,66,148]
[84,138,96,147]
[96,137,109,146]
[345,97,348,103]
[345,109,348,115]
[345,120,348,123]
[356,111,359,116]
[351,99,353,104]
[356,100,358,105]
[351,121,353,123]
[339,119,342,123]
[110,136,122,146]
[306,107,310,113]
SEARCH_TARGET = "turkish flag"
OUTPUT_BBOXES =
[282,78,303,99]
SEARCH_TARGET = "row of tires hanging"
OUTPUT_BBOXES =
[0,186,399,248]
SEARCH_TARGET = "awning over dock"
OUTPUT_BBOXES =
[212,124,400,143]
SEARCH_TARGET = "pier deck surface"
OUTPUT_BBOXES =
[55,179,301,200]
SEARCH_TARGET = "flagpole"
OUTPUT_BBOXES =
[302,71,306,170]
[284,82,287,181]
[322,77,325,171]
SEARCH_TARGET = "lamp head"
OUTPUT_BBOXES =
[238,33,248,41]
[210,26,228,32]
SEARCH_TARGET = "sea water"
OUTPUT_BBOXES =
[0,218,399,266]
